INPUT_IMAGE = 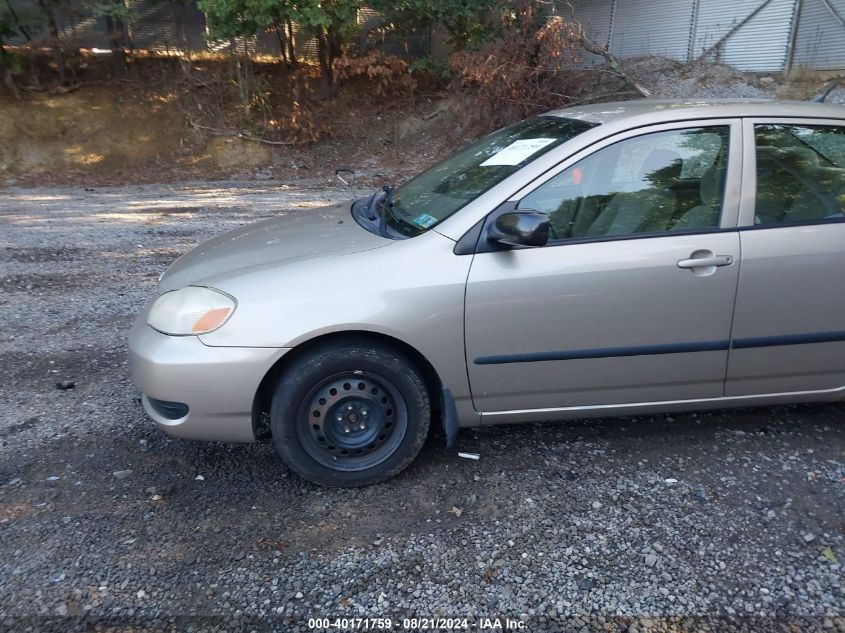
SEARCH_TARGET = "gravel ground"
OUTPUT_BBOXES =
[1,182,844,633]
[822,86,845,105]
[624,57,772,100]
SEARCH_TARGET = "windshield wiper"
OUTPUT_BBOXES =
[363,185,392,221]
[357,184,419,237]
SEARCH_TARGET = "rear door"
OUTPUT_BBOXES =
[726,118,845,396]
[464,120,744,414]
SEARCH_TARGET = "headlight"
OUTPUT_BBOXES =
[147,286,236,335]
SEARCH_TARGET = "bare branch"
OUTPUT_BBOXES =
[559,1,653,99]
[187,119,296,146]
[817,76,844,103]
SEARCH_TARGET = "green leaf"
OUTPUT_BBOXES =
[822,547,838,564]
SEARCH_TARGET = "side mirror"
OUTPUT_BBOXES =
[488,211,550,248]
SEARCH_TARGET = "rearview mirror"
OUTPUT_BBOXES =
[488,211,550,248]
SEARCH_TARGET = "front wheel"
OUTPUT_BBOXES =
[270,338,431,487]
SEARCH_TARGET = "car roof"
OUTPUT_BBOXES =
[545,99,845,125]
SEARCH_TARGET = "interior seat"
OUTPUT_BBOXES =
[755,147,828,224]
[670,161,726,230]
[585,149,682,236]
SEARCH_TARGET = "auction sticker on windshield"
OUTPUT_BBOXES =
[479,138,557,166]
[413,213,438,228]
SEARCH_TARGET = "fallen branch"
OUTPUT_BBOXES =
[24,82,83,94]
[580,37,653,99]
[423,105,448,120]
[560,6,653,99]
[816,76,844,103]
[187,119,296,146]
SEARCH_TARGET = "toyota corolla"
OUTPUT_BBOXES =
[129,99,845,487]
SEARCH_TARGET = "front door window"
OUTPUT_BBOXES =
[518,126,730,241]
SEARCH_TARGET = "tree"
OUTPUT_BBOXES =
[88,0,133,74]
[371,0,502,51]
[0,10,22,98]
[295,0,359,94]
[244,0,297,66]
[198,0,262,103]
[199,0,360,95]
[199,0,301,100]
[0,0,40,97]
[35,0,68,83]
[198,0,260,42]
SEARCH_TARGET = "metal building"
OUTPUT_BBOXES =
[568,0,845,72]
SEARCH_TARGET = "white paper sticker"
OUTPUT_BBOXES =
[479,138,556,167]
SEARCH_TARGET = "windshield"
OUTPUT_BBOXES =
[373,116,596,238]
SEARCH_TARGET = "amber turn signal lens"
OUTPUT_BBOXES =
[192,307,232,333]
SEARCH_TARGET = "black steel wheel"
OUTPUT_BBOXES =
[270,337,431,487]
[298,371,407,472]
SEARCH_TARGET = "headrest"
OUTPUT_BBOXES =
[641,149,683,183]
[699,165,723,205]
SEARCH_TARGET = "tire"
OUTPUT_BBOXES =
[270,338,431,487]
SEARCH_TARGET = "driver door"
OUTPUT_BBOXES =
[464,121,743,415]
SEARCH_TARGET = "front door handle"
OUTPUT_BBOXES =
[677,254,733,269]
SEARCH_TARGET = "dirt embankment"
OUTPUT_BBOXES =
[0,54,830,189]
[0,86,190,183]
[0,76,464,188]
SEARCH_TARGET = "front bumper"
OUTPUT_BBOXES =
[128,317,289,443]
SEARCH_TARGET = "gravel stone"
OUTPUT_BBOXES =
[1,181,843,631]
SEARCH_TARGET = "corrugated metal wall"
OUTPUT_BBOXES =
[562,0,614,46]
[558,0,614,65]
[565,0,845,71]
[693,0,798,71]
[354,7,430,58]
[610,0,697,59]
[792,0,845,70]
[127,0,206,53]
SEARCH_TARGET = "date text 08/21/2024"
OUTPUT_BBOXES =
[306,617,528,630]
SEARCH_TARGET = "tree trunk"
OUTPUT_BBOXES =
[37,0,66,84]
[327,23,342,66]
[230,39,250,107]
[2,69,20,99]
[0,44,21,100]
[285,18,297,68]
[174,0,193,80]
[314,28,333,97]
[104,13,127,75]
[275,26,288,65]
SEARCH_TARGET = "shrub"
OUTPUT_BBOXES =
[333,50,416,98]
[449,15,592,132]
[409,56,451,90]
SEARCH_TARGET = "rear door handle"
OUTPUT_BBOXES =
[677,255,733,269]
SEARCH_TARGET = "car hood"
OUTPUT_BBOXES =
[158,201,391,291]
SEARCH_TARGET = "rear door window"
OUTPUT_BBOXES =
[754,124,845,226]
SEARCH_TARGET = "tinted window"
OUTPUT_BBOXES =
[518,127,730,241]
[382,117,595,237]
[754,124,845,226]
